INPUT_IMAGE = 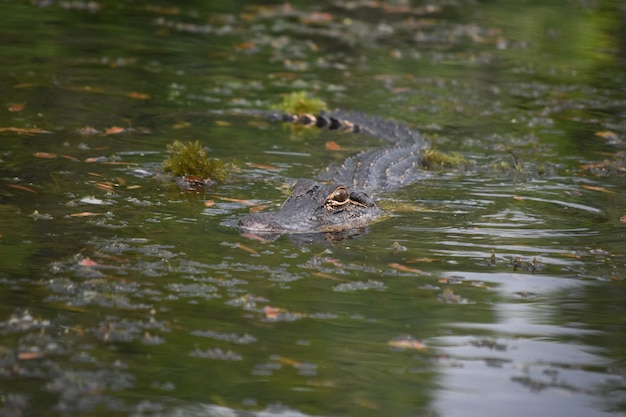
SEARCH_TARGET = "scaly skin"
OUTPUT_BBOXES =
[239,110,427,236]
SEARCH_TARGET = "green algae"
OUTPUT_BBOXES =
[421,148,468,170]
[162,140,228,182]
[272,91,327,115]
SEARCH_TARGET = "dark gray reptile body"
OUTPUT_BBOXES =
[238,109,427,236]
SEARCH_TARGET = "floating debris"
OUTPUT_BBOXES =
[271,91,327,115]
[388,336,427,351]
[162,140,229,187]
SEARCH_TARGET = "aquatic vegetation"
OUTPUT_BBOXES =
[162,140,228,182]
[272,91,327,115]
[421,148,468,170]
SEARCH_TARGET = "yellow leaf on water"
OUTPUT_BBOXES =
[263,305,282,319]
[235,243,258,255]
[581,185,613,194]
[127,91,150,100]
[240,233,270,243]
[33,152,57,159]
[389,263,423,274]
[0,127,52,135]
[18,351,43,360]
[69,212,105,217]
[215,196,256,206]
[8,103,25,112]
[594,131,618,140]
[105,126,125,135]
[246,162,279,171]
[7,184,37,193]
[276,356,300,367]
[407,257,436,263]
[173,122,191,129]
[388,339,427,350]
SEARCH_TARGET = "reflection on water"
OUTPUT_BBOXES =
[0,1,625,416]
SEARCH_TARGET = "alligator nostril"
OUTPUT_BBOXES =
[350,192,375,207]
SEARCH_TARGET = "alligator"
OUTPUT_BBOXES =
[238,109,428,239]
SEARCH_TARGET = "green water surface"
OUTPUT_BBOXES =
[0,1,625,416]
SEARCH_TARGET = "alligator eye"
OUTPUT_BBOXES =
[330,188,349,203]
[325,187,350,209]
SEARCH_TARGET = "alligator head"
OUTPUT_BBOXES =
[238,178,380,238]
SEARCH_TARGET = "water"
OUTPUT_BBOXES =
[0,1,625,416]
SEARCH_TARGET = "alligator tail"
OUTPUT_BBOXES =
[276,110,423,146]
[281,112,361,133]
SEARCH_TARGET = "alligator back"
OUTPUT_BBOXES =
[280,109,428,195]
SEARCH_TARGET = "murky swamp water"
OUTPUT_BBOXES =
[0,1,625,416]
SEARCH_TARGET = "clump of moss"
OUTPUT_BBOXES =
[162,140,228,182]
[421,149,467,170]
[272,91,327,115]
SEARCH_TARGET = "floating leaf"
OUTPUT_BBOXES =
[276,356,300,367]
[300,11,333,24]
[246,162,279,171]
[18,351,43,360]
[595,131,618,140]
[85,157,107,163]
[96,182,115,192]
[78,258,99,267]
[311,271,342,281]
[8,103,25,112]
[248,204,269,213]
[127,91,150,100]
[235,243,258,255]
[235,41,256,50]
[173,122,191,129]
[69,212,105,217]
[240,233,271,243]
[0,127,52,135]
[263,306,282,320]
[216,196,256,206]
[389,263,424,274]
[7,184,37,193]
[407,257,436,263]
[581,185,613,193]
[105,126,125,135]
[33,152,57,159]
[388,338,427,351]
[325,141,342,151]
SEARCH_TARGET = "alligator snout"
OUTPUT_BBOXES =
[238,179,380,235]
